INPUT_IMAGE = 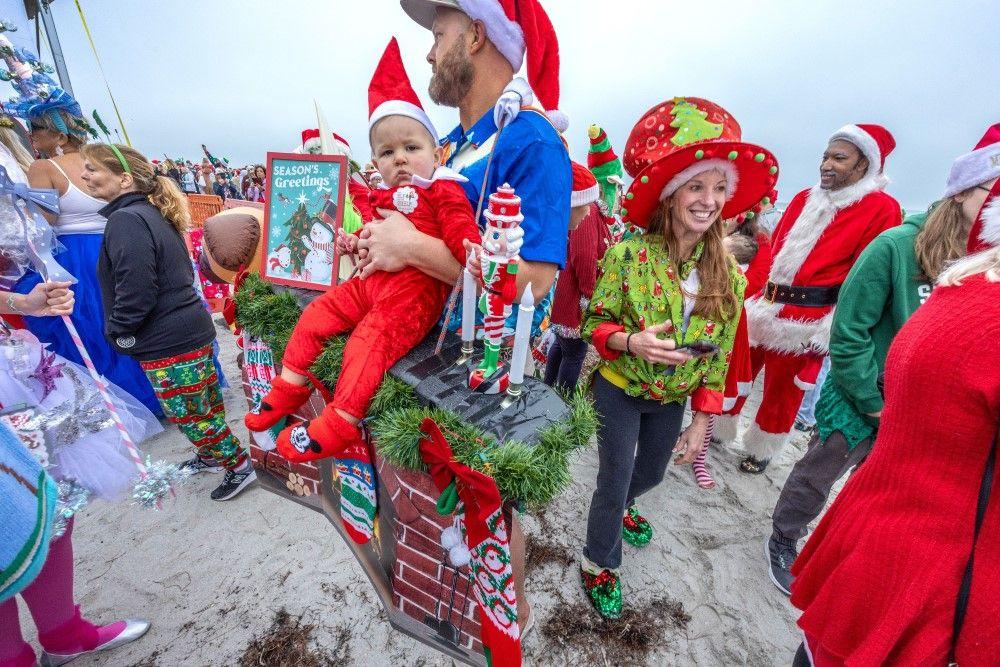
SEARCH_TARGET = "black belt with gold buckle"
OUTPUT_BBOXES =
[763,281,841,307]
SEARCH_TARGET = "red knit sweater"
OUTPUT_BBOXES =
[791,274,1000,665]
[550,205,614,330]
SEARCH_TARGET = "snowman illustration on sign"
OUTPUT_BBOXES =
[302,219,334,285]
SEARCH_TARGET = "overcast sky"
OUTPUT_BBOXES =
[4,0,998,210]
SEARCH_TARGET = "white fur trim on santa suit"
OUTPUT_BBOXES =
[742,421,790,461]
[945,145,1000,198]
[400,0,526,71]
[979,194,1000,248]
[793,375,816,391]
[713,413,740,443]
[746,302,835,354]
[410,165,469,188]
[661,160,738,201]
[369,100,438,143]
[830,124,883,179]
[745,171,887,354]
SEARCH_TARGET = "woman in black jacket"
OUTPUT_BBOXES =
[81,143,254,501]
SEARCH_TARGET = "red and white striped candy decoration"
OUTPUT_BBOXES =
[60,314,148,477]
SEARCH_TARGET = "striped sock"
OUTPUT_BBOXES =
[693,415,717,489]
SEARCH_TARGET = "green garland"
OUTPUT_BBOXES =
[234,275,597,508]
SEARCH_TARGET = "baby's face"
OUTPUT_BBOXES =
[370,115,440,188]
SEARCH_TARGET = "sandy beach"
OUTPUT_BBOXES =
[17,321,815,666]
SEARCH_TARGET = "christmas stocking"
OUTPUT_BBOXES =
[244,376,313,432]
[276,407,376,545]
[418,418,521,667]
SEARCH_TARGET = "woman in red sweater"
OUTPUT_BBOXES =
[789,182,1000,665]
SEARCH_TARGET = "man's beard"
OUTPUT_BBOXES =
[429,39,475,108]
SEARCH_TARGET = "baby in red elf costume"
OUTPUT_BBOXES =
[244,38,480,544]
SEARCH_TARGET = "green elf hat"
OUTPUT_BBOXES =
[587,124,624,212]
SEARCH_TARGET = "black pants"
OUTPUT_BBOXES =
[584,373,685,569]
[772,430,872,542]
[543,333,589,390]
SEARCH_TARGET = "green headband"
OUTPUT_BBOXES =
[108,144,131,175]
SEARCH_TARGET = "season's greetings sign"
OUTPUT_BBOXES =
[260,153,348,291]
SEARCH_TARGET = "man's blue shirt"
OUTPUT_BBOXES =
[442,108,570,335]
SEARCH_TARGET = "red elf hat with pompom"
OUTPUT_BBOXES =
[368,37,437,142]
[400,0,566,131]
[620,97,779,228]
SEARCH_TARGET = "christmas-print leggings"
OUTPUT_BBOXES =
[140,345,246,470]
[584,373,685,570]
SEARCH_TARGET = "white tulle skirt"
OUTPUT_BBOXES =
[0,329,163,500]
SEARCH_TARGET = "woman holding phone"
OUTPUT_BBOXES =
[578,97,779,618]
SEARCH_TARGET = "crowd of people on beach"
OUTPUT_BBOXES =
[2,0,998,665]
[150,154,267,203]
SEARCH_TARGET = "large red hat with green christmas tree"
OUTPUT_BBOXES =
[620,97,778,228]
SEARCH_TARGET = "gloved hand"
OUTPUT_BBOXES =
[494,77,534,129]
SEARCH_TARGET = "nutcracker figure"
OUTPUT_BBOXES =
[469,184,524,393]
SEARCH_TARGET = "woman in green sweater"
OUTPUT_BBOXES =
[578,98,779,618]
[764,149,998,595]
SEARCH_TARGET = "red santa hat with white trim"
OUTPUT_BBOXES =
[945,123,1000,198]
[570,161,599,208]
[400,0,566,131]
[828,123,896,178]
[967,177,1000,254]
[300,128,352,157]
[368,37,438,142]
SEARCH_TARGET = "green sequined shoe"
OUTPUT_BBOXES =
[622,505,653,547]
[581,567,622,620]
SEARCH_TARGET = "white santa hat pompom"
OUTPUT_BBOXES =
[547,109,569,134]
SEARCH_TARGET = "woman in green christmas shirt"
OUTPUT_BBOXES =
[579,98,779,618]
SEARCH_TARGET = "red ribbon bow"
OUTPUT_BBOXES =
[418,417,502,549]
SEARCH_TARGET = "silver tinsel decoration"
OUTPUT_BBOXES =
[132,457,192,509]
[52,479,91,538]
[22,367,114,449]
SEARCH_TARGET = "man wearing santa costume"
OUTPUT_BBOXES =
[718,124,903,474]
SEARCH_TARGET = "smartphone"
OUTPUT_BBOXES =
[678,340,720,358]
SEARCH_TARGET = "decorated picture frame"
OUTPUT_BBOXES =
[260,152,348,292]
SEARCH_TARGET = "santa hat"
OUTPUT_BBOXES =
[400,0,565,131]
[368,37,437,142]
[570,161,599,208]
[828,124,896,178]
[967,178,1000,254]
[301,128,353,156]
[945,123,1000,198]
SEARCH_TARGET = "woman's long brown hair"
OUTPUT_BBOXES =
[646,199,740,320]
[82,143,191,234]
[914,197,973,281]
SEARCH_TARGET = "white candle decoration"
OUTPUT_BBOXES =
[507,282,535,386]
[462,266,477,343]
